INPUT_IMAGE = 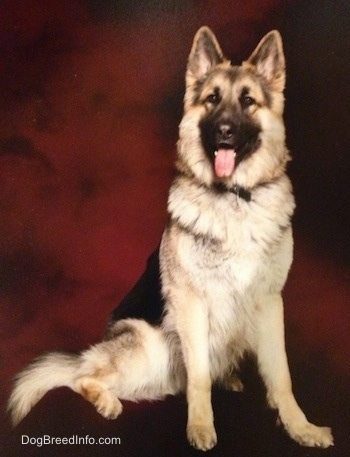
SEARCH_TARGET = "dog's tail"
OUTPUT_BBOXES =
[7,352,80,426]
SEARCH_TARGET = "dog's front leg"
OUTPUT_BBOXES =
[175,293,217,451]
[256,294,333,448]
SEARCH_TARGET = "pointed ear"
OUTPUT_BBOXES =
[245,30,285,91]
[187,26,226,82]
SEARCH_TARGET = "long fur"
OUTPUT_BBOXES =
[8,27,333,451]
[8,353,79,426]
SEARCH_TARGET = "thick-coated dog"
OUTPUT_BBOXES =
[8,27,333,450]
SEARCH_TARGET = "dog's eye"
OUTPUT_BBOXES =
[206,93,221,105]
[241,95,256,108]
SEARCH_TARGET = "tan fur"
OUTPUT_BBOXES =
[8,27,333,451]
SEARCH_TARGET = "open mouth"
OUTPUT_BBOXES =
[211,131,261,178]
[200,117,261,179]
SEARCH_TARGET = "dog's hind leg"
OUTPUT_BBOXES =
[74,319,181,420]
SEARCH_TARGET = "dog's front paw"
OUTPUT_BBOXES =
[187,423,217,451]
[286,421,334,448]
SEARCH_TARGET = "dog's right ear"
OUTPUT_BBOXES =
[187,27,225,83]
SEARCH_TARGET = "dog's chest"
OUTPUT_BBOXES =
[175,201,276,293]
[166,177,294,302]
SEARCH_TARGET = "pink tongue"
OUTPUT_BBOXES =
[214,149,236,177]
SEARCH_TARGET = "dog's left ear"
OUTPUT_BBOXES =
[244,30,285,91]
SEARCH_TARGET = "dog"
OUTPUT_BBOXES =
[8,26,333,451]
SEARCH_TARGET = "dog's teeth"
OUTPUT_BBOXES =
[214,151,218,157]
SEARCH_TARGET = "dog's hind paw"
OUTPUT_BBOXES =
[77,379,123,420]
[287,422,334,448]
[96,395,123,420]
[187,423,217,451]
[223,372,244,392]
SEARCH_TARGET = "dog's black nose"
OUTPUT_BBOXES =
[216,123,234,143]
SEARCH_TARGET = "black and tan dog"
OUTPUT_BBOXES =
[8,27,333,451]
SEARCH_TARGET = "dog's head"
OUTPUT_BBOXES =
[178,27,289,189]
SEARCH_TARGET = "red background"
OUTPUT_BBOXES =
[0,1,349,455]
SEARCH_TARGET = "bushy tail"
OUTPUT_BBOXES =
[7,352,80,426]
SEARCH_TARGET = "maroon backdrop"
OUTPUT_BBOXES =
[1,1,349,456]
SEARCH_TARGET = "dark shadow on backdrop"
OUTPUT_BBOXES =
[282,0,350,264]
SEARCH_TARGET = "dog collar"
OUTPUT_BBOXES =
[213,182,251,202]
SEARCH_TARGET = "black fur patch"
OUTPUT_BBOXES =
[108,249,164,328]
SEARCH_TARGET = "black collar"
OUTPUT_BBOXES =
[213,182,251,202]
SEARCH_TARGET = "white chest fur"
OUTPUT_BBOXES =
[166,174,295,283]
